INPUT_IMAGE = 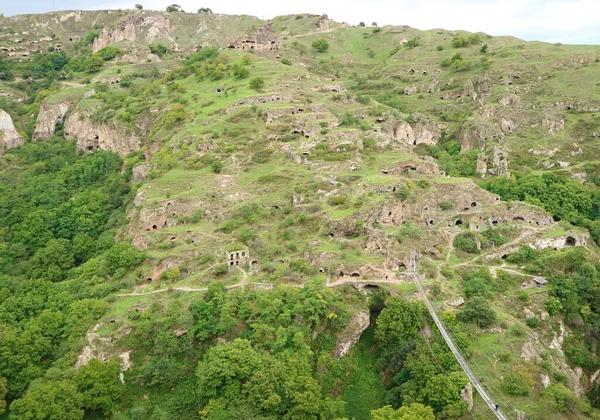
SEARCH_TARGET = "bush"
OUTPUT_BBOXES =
[438,200,454,211]
[327,196,346,206]
[451,36,468,48]
[405,36,421,48]
[394,185,410,201]
[480,44,488,54]
[453,233,478,254]
[312,39,330,53]
[249,77,265,90]
[211,161,223,173]
[280,58,292,65]
[501,367,533,396]
[119,76,132,88]
[458,296,496,328]
[149,43,168,57]
[231,64,249,79]
[96,46,121,61]
[526,317,539,328]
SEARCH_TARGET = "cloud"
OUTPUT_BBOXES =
[5,0,600,44]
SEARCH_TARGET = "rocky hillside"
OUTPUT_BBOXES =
[1,8,600,420]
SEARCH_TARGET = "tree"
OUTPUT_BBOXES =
[457,296,496,328]
[359,22,365,27]
[166,4,183,12]
[372,22,378,27]
[135,4,143,9]
[453,233,478,254]
[375,297,425,359]
[311,38,329,53]
[249,77,265,91]
[231,64,250,79]
[75,359,125,415]
[30,238,74,282]
[0,377,6,415]
[96,46,121,61]
[198,7,213,13]
[9,380,84,419]
[371,403,435,420]
[84,54,104,73]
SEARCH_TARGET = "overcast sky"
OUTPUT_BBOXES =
[3,0,600,45]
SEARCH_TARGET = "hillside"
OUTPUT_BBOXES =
[1,8,600,420]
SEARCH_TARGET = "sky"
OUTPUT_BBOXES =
[3,0,600,45]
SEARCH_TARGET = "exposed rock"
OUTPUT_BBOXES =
[132,163,150,182]
[228,22,280,50]
[500,94,523,109]
[64,112,140,154]
[318,14,332,31]
[413,116,442,145]
[404,86,417,95]
[461,383,474,412]
[541,373,551,388]
[334,311,370,359]
[521,339,543,364]
[532,233,589,250]
[542,118,564,135]
[476,153,487,176]
[0,108,24,153]
[32,102,70,141]
[93,15,136,52]
[488,148,510,176]
[313,84,346,93]
[500,117,516,134]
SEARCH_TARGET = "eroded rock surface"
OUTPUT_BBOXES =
[33,102,70,141]
[0,109,24,153]
[333,311,370,359]
[64,112,140,154]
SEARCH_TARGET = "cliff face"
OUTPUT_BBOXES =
[0,109,24,153]
[32,102,71,141]
[64,112,140,154]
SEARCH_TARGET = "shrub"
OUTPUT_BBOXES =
[526,317,539,328]
[436,45,444,51]
[249,77,265,90]
[405,36,421,48]
[312,39,330,53]
[480,44,488,54]
[96,46,121,61]
[394,185,410,201]
[119,76,132,88]
[451,36,468,48]
[453,233,478,254]
[438,200,454,210]
[149,43,168,57]
[327,196,346,206]
[211,161,223,173]
[501,367,533,396]
[135,4,143,9]
[280,58,292,65]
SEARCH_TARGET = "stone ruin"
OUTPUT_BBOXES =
[226,249,250,269]
[228,22,280,51]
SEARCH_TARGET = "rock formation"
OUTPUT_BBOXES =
[64,112,140,154]
[132,163,150,182]
[32,102,71,141]
[460,383,474,412]
[333,311,370,359]
[228,22,280,50]
[93,15,137,53]
[0,109,24,154]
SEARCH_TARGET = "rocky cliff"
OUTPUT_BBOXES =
[0,109,24,153]
[64,112,140,154]
[32,102,71,141]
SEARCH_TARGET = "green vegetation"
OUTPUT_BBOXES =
[312,38,330,53]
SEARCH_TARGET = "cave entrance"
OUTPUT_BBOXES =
[565,236,576,246]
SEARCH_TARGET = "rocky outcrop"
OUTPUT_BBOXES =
[32,102,70,141]
[318,14,333,31]
[132,163,150,182]
[460,383,474,412]
[333,311,370,359]
[0,109,24,153]
[532,233,589,250]
[487,147,510,176]
[228,22,280,51]
[64,112,140,154]
[93,15,136,52]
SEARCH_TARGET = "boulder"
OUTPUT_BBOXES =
[460,383,473,412]
[32,102,71,141]
[333,311,370,359]
[0,109,24,153]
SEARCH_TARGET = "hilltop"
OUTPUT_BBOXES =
[1,8,600,420]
